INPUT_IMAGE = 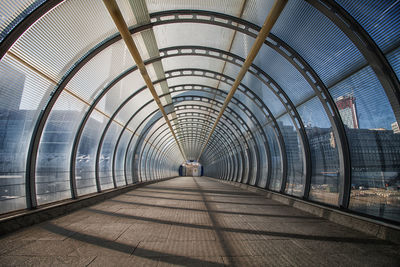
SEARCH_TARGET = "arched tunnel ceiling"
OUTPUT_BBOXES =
[0,0,399,224]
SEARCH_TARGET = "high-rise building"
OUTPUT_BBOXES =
[336,93,359,129]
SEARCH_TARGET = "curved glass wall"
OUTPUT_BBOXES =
[0,0,398,225]
[0,54,55,212]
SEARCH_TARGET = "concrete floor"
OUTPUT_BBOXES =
[0,176,399,266]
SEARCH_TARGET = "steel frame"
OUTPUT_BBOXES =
[1,5,394,211]
[128,97,255,184]
[141,120,238,180]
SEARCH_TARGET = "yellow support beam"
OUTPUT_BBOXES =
[197,0,288,161]
[103,0,187,161]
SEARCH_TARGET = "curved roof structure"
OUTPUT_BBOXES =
[0,0,399,224]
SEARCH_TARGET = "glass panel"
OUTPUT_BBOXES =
[126,102,159,131]
[0,0,41,43]
[99,86,153,126]
[297,96,340,205]
[146,0,243,15]
[126,134,138,183]
[227,102,259,185]
[258,0,365,87]
[330,66,400,222]
[140,145,150,181]
[0,54,54,213]
[254,130,268,187]
[36,91,87,205]
[231,32,315,105]
[242,146,250,183]
[167,76,219,90]
[336,0,400,53]
[240,72,285,116]
[148,146,157,180]
[134,137,147,182]
[115,131,131,186]
[223,62,287,117]
[125,104,161,182]
[241,0,278,26]
[66,39,136,103]
[228,153,236,181]
[154,23,234,52]
[278,114,304,196]
[141,123,157,182]
[99,122,122,190]
[10,0,122,81]
[75,110,108,196]
[145,120,165,145]
[149,146,158,179]
[162,56,225,74]
[265,125,282,190]
[136,113,163,142]
[221,61,240,86]
[252,131,267,187]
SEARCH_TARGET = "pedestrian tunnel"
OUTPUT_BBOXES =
[0,0,399,244]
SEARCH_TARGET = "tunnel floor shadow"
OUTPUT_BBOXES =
[0,176,399,266]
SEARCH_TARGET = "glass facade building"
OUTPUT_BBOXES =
[0,0,399,224]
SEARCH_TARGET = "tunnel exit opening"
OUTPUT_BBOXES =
[179,161,203,177]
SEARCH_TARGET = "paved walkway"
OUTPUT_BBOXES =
[0,177,399,266]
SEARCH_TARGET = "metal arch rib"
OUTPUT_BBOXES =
[142,119,240,179]
[127,96,257,183]
[99,74,281,192]
[143,121,237,165]
[143,118,242,178]
[108,82,251,187]
[128,105,244,182]
[171,94,266,184]
[174,113,244,180]
[125,99,254,184]
[144,126,235,172]
[139,118,242,174]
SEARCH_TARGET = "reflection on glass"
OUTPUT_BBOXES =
[256,131,269,188]
[297,97,340,206]
[99,123,121,190]
[0,62,29,212]
[331,66,400,222]
[265,124,283,191]
[247,138,258,185]
[75,111,107,196]
[114,132,130,185]
[278,115,304,197]
[307,127,339,205]
[0,56,54,213]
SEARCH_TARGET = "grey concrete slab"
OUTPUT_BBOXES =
[0,255,95,266]
[157,256,224,267]
[0,176,399,266]
[87,255,158,266]
[117,223,172,243]
[222,255,293,267]
[0,239,35,255]
[167,225,216,241]
[7,239,83,256]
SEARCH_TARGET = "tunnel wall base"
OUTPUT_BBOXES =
[212,178,400,245]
